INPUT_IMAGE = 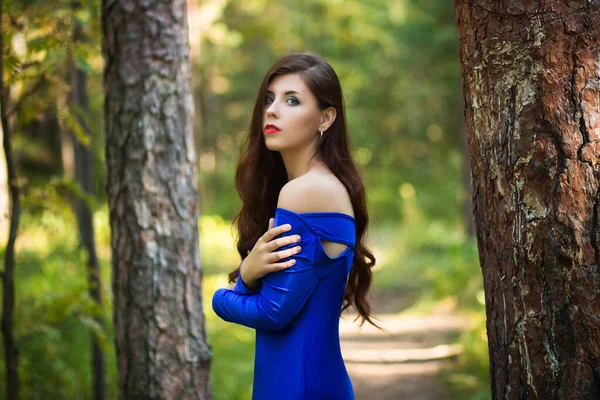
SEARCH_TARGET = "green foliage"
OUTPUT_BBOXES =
[3,0,106,197]
[194,0,464,224]
[371,195,491,398]
[439,310,492,400]
[0,210,118,399]
[204,275,255,399]
[372,190,482,308]
[200,214,243,275]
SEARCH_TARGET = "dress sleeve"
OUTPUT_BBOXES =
[212,216,318,331]
[232,260,261,294]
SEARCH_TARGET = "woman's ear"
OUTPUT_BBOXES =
[319,106,337,132]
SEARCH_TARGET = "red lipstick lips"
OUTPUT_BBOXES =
[264,124,281,134]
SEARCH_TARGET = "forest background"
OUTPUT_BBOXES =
[0,0,490,398]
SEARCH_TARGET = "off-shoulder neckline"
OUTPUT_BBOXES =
[275,207,356,222]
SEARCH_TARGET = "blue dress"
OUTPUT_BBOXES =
[212,207,356,400]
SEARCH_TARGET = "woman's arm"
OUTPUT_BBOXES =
[225,261,259,293]
[211,225,317,331]
[213,180,325,331]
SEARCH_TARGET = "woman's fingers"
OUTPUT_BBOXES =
[270,259,296,272]
[267,245,302,263]
[254,219,302,276]
[267,234,301,251]
[261,222,292,243]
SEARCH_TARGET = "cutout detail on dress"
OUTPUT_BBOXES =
[320,239,349,259]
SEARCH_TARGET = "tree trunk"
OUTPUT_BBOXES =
[460,120,475,238]
[0,0,22,396]
[101,0,212,398]
[454,1,600,398]
[69,7,105,400]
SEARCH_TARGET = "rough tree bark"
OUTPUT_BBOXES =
[454,1,600,398]
[460,121,475,238]
[101,0,212,398]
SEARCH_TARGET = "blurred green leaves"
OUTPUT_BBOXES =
[194,0,464,225]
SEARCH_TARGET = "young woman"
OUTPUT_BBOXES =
[212,51,381,400]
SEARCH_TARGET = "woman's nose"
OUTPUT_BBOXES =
[266,99,279,116]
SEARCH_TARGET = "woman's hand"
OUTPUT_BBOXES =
[239,217,302,289]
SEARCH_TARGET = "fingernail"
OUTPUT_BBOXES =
[286,224,291,230]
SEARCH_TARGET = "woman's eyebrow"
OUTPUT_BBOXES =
[266,89,301,96]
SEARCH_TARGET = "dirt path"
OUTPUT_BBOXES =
[340,288,468,400]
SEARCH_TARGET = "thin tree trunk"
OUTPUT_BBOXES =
[101,0,212,398]
[454,1,600,398]
[69,6,105,399]
[0,0,21,396]
[60,117,76,180]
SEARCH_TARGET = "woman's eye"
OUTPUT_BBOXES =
[265,96,299,105]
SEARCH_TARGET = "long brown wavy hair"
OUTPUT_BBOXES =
[227,51,380,329]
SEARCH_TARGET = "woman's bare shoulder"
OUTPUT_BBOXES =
[277,171,354,217]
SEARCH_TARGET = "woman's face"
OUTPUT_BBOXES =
[262,73,323,152]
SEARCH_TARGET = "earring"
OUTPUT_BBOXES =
[320,130,323,138]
